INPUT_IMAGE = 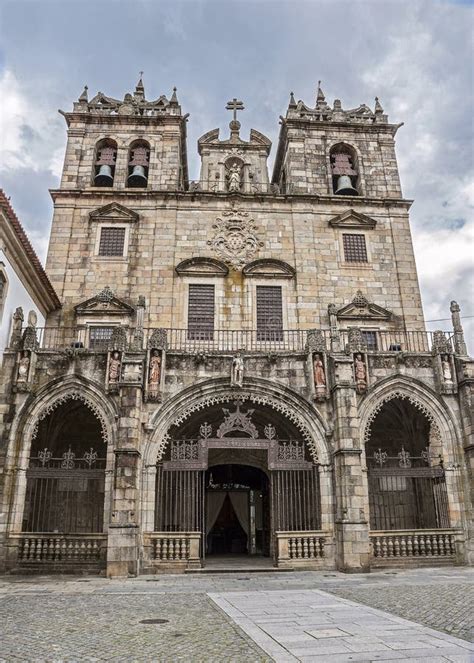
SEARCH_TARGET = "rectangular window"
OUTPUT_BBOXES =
[343,233,368,262]
[361,330,378,351]
[89,326,114,350]
[98,227,126,257]
[187,284,215,340]
[256,285,283,341]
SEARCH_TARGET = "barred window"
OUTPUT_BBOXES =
[89,326,114,350]
[343,233,368,262]
[187,284,215,340]
[98,227,126,256]
[361,330,378,351]
[256,285,283,341]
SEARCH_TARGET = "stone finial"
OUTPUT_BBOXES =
[170,86,179,105]
[289,91,296,108]
[333,98,342,110]
[10,307,24,349]
[450,300,468,355]
[432,330,451,355]
[353,290,369,308]
[97,285,114,303]
[316,81,327,108]
[78,85,88,103]
[135,72,145,99]
[305,329,326,353]
[147,328,168,351]
[108,326,128,352]
[21,326,39,351]
[374,96,384,114]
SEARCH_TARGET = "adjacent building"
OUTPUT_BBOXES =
[0,80,472,576]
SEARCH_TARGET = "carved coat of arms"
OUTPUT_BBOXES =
[208,208,263,270]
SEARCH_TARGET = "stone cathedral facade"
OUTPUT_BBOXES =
[0,79,472,577]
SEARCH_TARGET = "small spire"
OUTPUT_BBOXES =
[78,85,88,103]
[374,96,384,114]
[316,80,327,107]
[289,91,296,108]
[170,86,179,104]
[135,72,145,99]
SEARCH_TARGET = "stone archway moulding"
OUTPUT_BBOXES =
[147,380,330,465]
[30,391,111,445]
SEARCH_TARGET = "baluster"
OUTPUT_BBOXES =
[35,537,43,561]
[80,540,87,561]
[419,535,426,556]
[373,537,381,558]
[86,540,92,560]
[448,534,455,555]
[66,540,74,561]
[60,538,67,560]
[425,535,432,556]
[406,535,413,556]
[393,536,400,557]
[431,534,438,556]
[21,537,29,561]
[312,537,318,558]
[387,536,394,557]
[296,537,302,559]
[381,536,388,558]
[438,534,445,556]
[413,534,419,556]
[302,537,309,558]
[400,536,407,557]
[319,537,325,558]
[46,538,54,561]
[289,537,295,559]
[54,538,61,561]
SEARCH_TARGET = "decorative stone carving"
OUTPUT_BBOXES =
[432,330,451,356]
[108,326,128,352]
[346,327,367,354]
[21,325,39,351]
[108,351,121,383]
[328,304,341,352]
[208,208,263,270]
[402,355,432,369]
[371,356,396,369]
[231,352,244,388]
[148,349,162,401]
[17,350,30,382]
[227,163,242,192]
[305,329,326,353]
[216,403,258,439]
[147,328,168,351]
[313,353,327,400]
[441,354,453,384]
[354,353,368,393]
[27,310,37,327]
[10,307,24,348]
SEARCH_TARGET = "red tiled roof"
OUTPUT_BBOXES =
[0,189,61,310]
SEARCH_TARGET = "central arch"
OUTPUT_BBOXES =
[141,378,333,567]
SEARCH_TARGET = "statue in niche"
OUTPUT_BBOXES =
[148,350,162,396]
[313,355,326,391]
[108,351,121,383]
[441,354,453,383]
[227,164,242,192]
[231,352,244,387]
[17,351,30,382]
[354,353,367,393]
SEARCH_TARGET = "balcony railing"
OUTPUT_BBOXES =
[15,326,454,355]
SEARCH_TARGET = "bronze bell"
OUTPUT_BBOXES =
[335,175,358,196]
[94,164,114,187]
[128,165,148,187]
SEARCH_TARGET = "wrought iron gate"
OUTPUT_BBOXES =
[271,468,321,531]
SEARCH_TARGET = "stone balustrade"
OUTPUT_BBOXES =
[143,532,201,571]
[13,534,106,565]
[276,530,333,569]
[370,529,463,564]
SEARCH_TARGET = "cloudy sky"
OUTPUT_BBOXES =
[0,0,472,348]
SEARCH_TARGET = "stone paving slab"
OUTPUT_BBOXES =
[209,588,474,662]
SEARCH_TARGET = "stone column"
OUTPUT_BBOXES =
[107,385,142,578]
[330,354,370,572]
[450,301,468,356]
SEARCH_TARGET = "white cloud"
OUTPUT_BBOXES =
[0,69,64,177]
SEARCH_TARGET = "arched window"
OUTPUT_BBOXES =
[366,397,449,531]
[330,143,359,196]
[127,140,150,188]
[93,138,117,187]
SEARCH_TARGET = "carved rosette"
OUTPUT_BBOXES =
[208,208,264,270]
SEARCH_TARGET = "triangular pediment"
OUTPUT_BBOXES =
[89,203,139,223]
[337,291,393,321]
[243,259,295,279]
[175,257,229,277]
[75,286,135,316]
[328,209,377,229]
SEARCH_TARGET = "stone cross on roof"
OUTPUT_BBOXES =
[226,98,245,121]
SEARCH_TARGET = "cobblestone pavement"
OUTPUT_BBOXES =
[325,582,474,643]
[0,592,270,662]
[0,567,472,661]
